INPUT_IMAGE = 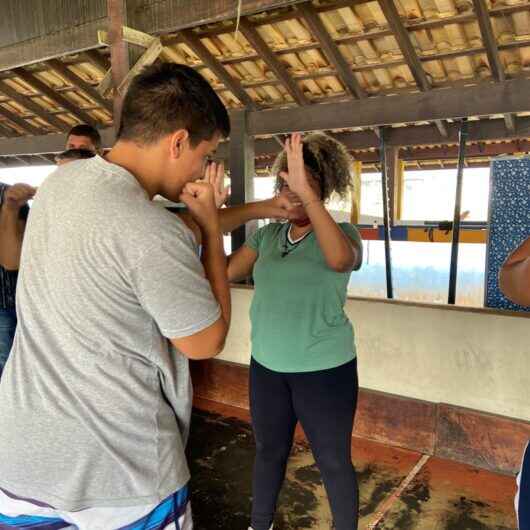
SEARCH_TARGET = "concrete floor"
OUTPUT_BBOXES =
[188,404,518,530]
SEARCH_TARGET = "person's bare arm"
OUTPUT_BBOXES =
[279,134,361,272]
[499,237,530,306]
[0,184,35,270]
[170,182,231,360]
[227,245,258,283]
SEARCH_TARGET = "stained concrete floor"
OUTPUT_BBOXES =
[187,404,518,530]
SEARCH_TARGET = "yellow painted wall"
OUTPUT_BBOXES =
[219,287,530,421]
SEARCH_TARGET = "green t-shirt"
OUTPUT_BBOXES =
[246,222,362,373]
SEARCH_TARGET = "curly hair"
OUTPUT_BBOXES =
[272,132,354,201]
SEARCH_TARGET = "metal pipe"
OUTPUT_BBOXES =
[448,118,469,304]
[380,129,394,299]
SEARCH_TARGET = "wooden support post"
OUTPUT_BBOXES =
[396,160,405,222]
[230,110,255,252]
[107,0,130,130]
[385,145,399,226]
[448,119,468,305]
[350,160,362,225]
[380,129,394,299]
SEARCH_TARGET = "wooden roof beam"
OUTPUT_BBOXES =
[472,0,515,133]
[0,80,70,132]
[296,2,365,99]
[238,17,309,106]
[0,104,43,136]
[13,68,98,127]
[377,0,447,138]
[179,30,256,109]
[82,50,111,76]
[0,122,19,138]
[48,59,113,114]
[248,78,530,135]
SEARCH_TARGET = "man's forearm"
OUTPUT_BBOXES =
[201,228,231,327]
[0,208,24,270]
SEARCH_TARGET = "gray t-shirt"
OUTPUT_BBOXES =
[0,156,220,510]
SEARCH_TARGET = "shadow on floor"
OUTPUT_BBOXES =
[187,409,517,530]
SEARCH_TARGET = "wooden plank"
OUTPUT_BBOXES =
[0,104,44,136]
[0,122,19,138]
[48,59,113,113]
[436,403,530,474]
[117,39,163,94]
[129,0,307,36]
[248,78,530,135]
[179,30,256,108]
[0,19,105,73]
[297,2,365,99]
[0,127,115,156]
[97,69,114,97]
[355,390,437,454]
[190,359,250,410]
[13,67,98,127]
[0,80,70,132]
[238,17,309,106]
[82,50,111,75]
[350,160,362,224]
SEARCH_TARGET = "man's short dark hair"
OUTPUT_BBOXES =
[118,63,230,147]
[55,148,96,163]
[67,125,102,150]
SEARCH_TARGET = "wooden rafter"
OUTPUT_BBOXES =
[82,50,111,76]
[0,79,69,132]
[48,59,113,113]
[117,39,163,94]
[472,0,515,133]
[179,29,256,108]
[377,0,447,138]
[0,122,19,138]
[0,103,43,135]
[297,2,365,99]
[238,17,309,106]
[13,68,98,127]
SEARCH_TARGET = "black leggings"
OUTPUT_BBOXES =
[250,357,359,530]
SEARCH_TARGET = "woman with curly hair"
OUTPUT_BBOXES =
[225,132,363,530]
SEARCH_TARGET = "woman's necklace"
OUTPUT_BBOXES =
[281,224,312,258]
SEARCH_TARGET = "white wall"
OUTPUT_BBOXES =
[220,287,530,421]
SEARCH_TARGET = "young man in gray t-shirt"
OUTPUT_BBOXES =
[0,63,231,529]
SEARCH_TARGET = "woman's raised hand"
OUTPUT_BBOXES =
[203,161,230,208]
[278,133,317,203]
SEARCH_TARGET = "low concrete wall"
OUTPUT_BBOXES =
[220,287,530,422]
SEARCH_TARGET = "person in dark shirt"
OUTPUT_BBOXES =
[0,182,34,377]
